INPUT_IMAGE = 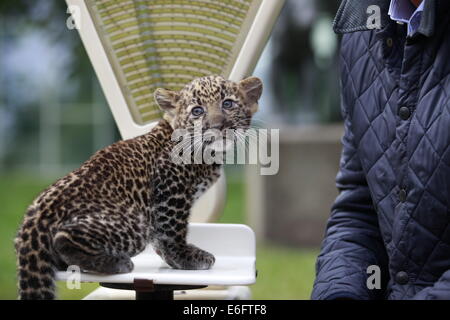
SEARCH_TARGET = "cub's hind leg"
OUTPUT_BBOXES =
[53,231,133,274]
[53,214,146,274]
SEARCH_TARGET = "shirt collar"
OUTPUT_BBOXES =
[333,0,439,37]
[388,0,426,36]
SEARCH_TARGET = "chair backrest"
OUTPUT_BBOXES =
[66,0,284,221]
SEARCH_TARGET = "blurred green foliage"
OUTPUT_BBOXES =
[0,173,316,300]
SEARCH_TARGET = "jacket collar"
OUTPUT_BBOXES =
[333,0,439,37]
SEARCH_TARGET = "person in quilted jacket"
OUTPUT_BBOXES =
[312,0,450,300]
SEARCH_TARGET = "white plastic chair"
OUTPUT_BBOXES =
[58,223,255,299]
[60,0,284,299]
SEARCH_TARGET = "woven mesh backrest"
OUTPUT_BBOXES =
[86,0,262,124]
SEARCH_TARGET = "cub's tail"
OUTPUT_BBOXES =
[15,213,56,300]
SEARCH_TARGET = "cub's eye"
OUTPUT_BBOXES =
[222,99,235,109]
[191,106,205,116]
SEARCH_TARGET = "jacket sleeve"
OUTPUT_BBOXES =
[311,47,388,299]
[412,270,450,300]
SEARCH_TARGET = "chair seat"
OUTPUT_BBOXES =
[56,223,256,287]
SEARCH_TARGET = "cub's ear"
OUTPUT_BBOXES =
[154,88,179,115]
[238,77,263,104]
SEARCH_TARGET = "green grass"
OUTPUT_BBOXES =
[252,246,317,299]
[0,172,317,300]
[0,175,50,300]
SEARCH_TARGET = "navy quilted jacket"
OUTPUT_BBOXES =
[312,0,450,300]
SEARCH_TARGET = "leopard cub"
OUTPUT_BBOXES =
[15,75,262,299]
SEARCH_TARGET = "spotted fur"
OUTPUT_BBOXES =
[15,75,262,299]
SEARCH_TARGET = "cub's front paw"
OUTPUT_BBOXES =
[162,244,215,270]
[185,245,215,270]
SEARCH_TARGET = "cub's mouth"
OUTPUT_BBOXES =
[207,137,234,153]
[202,131,234,152]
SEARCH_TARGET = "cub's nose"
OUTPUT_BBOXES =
[209,114,225,130]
